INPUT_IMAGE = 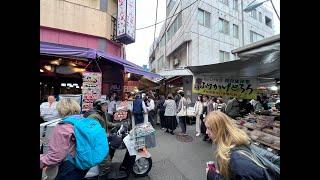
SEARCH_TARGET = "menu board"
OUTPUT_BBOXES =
[82,72,102,111]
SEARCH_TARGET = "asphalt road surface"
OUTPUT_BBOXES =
[112,123,216,180]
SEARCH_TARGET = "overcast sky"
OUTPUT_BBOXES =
[125,0,280,67]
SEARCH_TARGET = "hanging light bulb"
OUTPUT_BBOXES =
[73,67,85,73]
[128,73,131,78]
[44,65,52,71]
[40,69,44,72]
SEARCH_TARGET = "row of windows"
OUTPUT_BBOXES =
[250,9,272,28]
[219,0,239,11]
[197,9,239,38]
[166,12,182,43]
[250,30,264,43]
[150,56,164,72]
[219,0,272,28]
[155,8,265,51]
[167,0,177,16]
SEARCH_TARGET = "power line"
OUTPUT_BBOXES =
[158,0,202,59]
[269,0,280,20]
[136,0,199,30]
[62,0,115,17]
[151,0,201,68]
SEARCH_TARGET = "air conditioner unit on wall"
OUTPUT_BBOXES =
[174,58,180,65]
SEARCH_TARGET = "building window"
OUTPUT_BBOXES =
[251,9,257,19]
[198,9,211,28]
[219,0,229,6]
[158,56,164,71]
[166,12,182,42]
[233,0,238,11]
[233,24,239,39]
[265,16,272,28]
[167,0,176,16]
[219,18,229,35]
[160,37,165,47]
[259,12,262,22]
[219,50,230,62]
[250,31,264,43]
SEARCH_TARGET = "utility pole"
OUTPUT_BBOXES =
[241,0,245,46]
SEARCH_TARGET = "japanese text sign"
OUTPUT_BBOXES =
[82,72,102,111]
[192,75,258,99]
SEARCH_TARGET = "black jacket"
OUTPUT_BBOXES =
[207,151,267,180]
[83,109,118,131]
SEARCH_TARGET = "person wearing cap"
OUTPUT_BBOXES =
[83,99,120,177]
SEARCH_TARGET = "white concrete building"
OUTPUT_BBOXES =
[149,0,274,73]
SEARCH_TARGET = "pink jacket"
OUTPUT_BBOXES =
[40,123,75,168]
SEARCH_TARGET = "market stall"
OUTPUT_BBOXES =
[40,41,162,111]
[187,35,280,152]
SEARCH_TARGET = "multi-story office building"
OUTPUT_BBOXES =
[149,0,274,73]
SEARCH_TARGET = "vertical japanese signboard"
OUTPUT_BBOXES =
[192,75,258,99]
[117,0,136,44]
[82,72,102,111]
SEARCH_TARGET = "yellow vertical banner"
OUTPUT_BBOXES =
[192,75,258,99]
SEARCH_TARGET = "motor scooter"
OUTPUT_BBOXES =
[86,118,154,180]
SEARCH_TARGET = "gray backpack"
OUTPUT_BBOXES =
[232,144,280,180]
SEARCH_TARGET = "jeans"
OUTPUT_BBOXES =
[134,113,144,125]
[148,110,156,127]
[55,160,88,180]
[179,116,187,133]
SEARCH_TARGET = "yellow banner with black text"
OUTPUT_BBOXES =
[192,75,258,99]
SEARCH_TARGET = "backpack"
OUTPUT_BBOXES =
[61,115,109,170]
[232,144,280,180]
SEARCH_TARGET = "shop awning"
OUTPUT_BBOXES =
[123,65,163,79]
[187,34,280,79]
[40,41,97,59]
[97,52,162,79]
[40,41,162,79]
[158,68,193,78]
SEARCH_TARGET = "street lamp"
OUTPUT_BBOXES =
[243,0,280,20]
[240,0,279,46]
[243,0,269,12]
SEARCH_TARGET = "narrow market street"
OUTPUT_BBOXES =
[112,124,215,180]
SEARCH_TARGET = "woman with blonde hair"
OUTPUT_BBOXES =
[205,111,273,180]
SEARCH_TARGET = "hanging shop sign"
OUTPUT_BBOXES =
[117,0,136,44]
[192,75,258,99]
[82,72,102,111]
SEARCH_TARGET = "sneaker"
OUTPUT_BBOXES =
[196,133,200,137]
[165,129,169,133]
[170,131,174,135]
[162,128,165,130]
